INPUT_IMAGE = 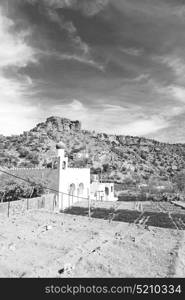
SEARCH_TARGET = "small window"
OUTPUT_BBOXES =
[111,186,113,192]
[62,161,66,169]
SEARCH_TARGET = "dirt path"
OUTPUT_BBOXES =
[172,231,185,277]
[0,210,184,277]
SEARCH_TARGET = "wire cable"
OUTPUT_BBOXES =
[0,168,91,201]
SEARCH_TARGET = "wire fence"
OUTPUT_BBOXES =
[0,194,56,218]
[0,167,95,217]
[2,169,185,231]
[0,168,93,201]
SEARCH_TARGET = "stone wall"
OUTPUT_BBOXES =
[0,194,58,217]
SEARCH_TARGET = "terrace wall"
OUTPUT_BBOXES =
[0,193,58,217]
[7,168,58,190]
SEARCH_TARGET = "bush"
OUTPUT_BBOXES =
[0,174,48,202]
[0,154,19,167]
[26,152,40,166]
[18,147,29,158]
[102,163,110,172]
[172,171,185,192]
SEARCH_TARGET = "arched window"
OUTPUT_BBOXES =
[105,187,109,196]
[78,183,84,195]
[69,183,75,195]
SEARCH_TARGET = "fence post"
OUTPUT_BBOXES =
[27,198,29,210]
[29,187,34,210]
[88,195,91,219]
[60,193,63,211]
[7,201,10,218]
[1,192,5,203]
[53,194,55,211]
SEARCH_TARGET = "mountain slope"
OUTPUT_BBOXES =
[1,116,185,183]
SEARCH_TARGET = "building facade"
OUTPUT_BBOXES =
[90,180,118,202]
[57,142,117,210]
[57,142,90,210]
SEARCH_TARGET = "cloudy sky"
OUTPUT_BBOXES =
[1,0,185,142]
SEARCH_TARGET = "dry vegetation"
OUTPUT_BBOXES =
[1,116,185,204]
[0,209,185,278]
[1,116,185,186]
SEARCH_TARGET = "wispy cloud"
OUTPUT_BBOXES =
[1,0,185,142]
[169,86,185,103]
[48,99,168,136]
[120,47,143,57]
[0,9,36,68]
[45,9,104,71]
[157,55,185,80]
[26,0,109,16]
[58,54,104,71]
[47,10,89,53]
[0,6,39,135]
[120,118,168,136]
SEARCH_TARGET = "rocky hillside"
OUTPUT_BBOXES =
[1,116,185,184]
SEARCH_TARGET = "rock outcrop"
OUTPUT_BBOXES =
[31,116,81,133]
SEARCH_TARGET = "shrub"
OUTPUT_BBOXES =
[0,174,48,202]
[172,171,185,192]
[18,147,29,158]
[26,152,40,166]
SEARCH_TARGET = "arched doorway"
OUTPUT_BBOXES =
[69,183,76,206]
[105,187,109,201]
[78,183,84,201]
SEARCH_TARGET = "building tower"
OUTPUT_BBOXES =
[56,141,68,170]
[56,141,68,210]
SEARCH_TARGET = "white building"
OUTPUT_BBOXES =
[57,142,90,210]
[90,175,118,202]
[57,142,117,210]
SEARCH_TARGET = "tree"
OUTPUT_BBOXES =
[172,171,185,192]
[26,152,40,166]
[102,163,110,173]
[17,147,29,158]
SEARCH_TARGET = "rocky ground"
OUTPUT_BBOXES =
[0,209,185,278]
[1,116,185,182]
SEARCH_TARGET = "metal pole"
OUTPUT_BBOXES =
[53,197,55,211]
[7,200,10,218]
[88,195,91,218]
[60,192,63,211]
[29,187,34,210]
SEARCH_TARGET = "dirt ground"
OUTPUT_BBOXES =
[0,209,185,278]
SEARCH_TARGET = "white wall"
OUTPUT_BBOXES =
[90,182,117,202]
[58,167,90,210]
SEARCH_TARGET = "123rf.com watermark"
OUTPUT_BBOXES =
[44,284,182,296]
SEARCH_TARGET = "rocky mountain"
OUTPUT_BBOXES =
[1,116,185,184]
[32,116,81,133]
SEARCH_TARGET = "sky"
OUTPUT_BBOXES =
[1,0,185,142]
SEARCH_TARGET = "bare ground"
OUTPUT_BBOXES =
[0,209,185,278]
